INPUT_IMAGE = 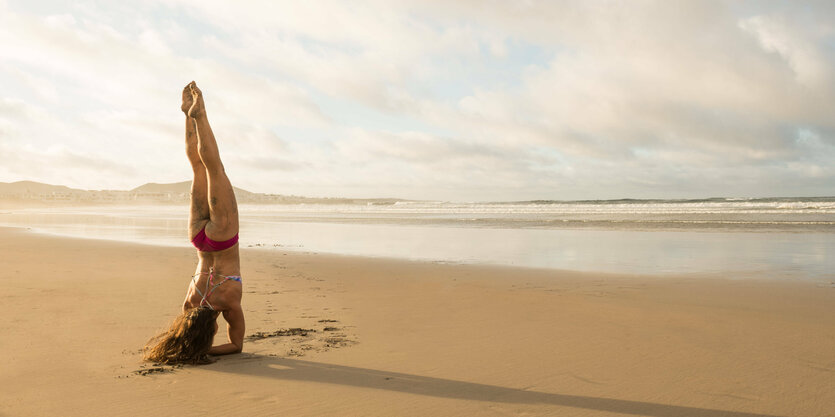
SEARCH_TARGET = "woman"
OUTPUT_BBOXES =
[144,81,245,364]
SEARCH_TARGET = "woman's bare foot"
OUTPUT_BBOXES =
[187,81,206,119]
[181,82,194,116]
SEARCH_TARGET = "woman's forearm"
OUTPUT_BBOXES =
[208,342,242,355]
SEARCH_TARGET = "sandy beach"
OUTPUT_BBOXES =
[1,226,834,416]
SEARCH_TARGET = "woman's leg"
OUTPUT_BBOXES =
[183,84,210,239]
[186,123,211,240]
[187,82,239,240]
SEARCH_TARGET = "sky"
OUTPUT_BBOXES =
[1,0,834,201]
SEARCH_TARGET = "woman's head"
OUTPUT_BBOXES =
[143,306,216,365]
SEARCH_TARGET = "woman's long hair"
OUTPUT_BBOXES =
[143,306,216,364]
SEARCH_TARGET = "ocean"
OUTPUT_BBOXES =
[2,197,834,281]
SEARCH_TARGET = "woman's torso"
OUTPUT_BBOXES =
[184,244,242,311]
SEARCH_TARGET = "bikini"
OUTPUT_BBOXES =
[190,228,242,310]
[191,227,239,252]
[191,267,242,310]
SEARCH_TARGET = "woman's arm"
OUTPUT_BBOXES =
[209,304,245,355]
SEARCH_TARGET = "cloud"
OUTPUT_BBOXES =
[739,13,833,89]
[0,0,834,200]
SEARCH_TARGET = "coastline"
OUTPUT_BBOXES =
[5,203,835,280]
[1,226,834,416]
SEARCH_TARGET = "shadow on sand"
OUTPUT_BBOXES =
[208,354,781,417]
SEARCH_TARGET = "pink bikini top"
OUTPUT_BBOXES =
[191,227,239,252]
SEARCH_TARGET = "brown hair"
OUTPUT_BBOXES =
[143,306,216,364]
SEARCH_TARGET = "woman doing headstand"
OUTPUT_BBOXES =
[144,81,245,364]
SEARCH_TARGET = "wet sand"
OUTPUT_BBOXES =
[1,226,834,416]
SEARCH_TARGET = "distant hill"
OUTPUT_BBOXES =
[129,181,190,194]
[0,181,82,194]
[1,180,404,205]
[131,181,255,197]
